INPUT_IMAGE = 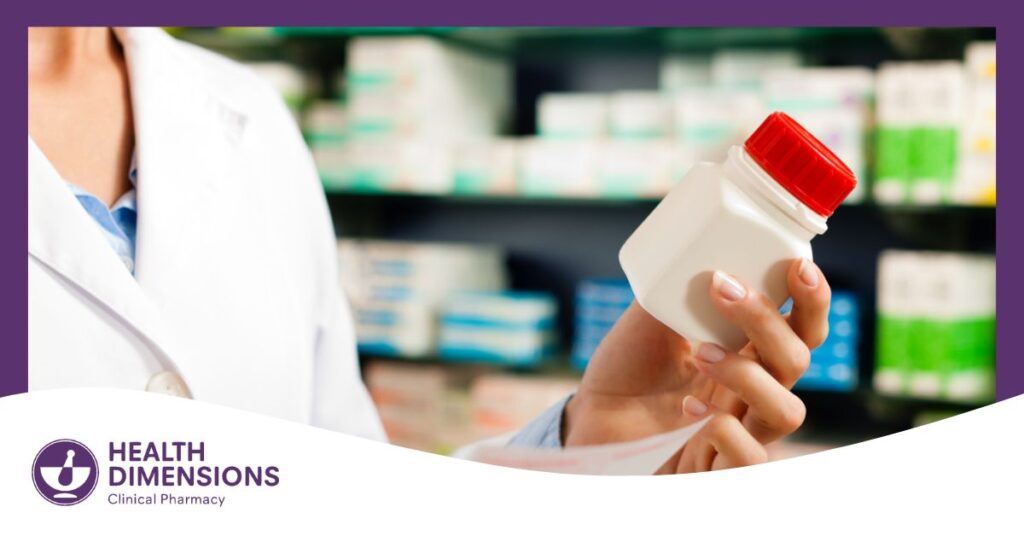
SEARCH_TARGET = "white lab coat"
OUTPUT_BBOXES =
[28,27,387,441]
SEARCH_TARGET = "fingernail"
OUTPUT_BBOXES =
[712,270,746,302]
[696,343,726,364]
[682,396,709,416]
[798,258,819,288]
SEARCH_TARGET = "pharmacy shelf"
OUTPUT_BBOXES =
[323,188,996,213]
[271,27,887,56]
[326,190,997,254]
[362,352,991,411]
[359,352,581,375]
[774,387,989,444]
[177,27,996,67]
[358,353,984,445]
[866,391,990,412]
[269,27,986,59]
[331,189,994,431]
[362,351,991,409]
[324,189,662,208]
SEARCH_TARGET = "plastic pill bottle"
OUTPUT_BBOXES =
[619,112,857,351]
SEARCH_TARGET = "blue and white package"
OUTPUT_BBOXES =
[438,291,558,367]
[794,290,860,391]
[354,301,435,357]
[571,279,634,370]
[338,239,510,358]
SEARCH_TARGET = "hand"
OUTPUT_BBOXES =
[563,258,831,473]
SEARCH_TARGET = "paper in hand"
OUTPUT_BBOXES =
[471,417,711,475]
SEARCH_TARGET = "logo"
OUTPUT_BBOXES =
[32,439,99,506]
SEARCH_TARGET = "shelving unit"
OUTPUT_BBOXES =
[177,27,997,448]
[332,192,993,443]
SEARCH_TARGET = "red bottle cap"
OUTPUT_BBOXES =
[743,112,857,217]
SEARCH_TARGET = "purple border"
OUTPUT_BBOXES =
[7,3,1015,400]
[11,1,1011,26]
[7,25,28,399]
[994,22,1013,400]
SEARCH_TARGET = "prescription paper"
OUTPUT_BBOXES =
[471,417,710,475]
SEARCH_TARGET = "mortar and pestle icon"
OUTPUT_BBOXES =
[39,449,92,499]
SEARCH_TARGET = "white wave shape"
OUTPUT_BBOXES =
[0,388,1018,534]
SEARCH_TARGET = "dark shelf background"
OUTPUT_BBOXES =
[330,193,995,412]
[179,26,998,444]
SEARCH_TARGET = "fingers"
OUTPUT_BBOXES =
[709,270,810,386]
[682,395,710,418]
[693,344,807,444]
[786,258,832,350]
[703,413,767,470]
[679,399,768,471]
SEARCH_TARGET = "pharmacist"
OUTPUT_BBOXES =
[29,27,831,473]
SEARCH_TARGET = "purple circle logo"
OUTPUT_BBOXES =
[32,439,99,506]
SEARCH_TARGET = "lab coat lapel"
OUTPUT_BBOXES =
[28,140,181,374]
[120,28,242,293]
[29,28,248,393]
[118,28,249,391]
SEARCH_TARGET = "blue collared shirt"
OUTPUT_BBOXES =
[67,157,568,448]
[508,394,571,448]
[66,159,139,275]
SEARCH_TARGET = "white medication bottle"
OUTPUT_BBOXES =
[619,112,857,351]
